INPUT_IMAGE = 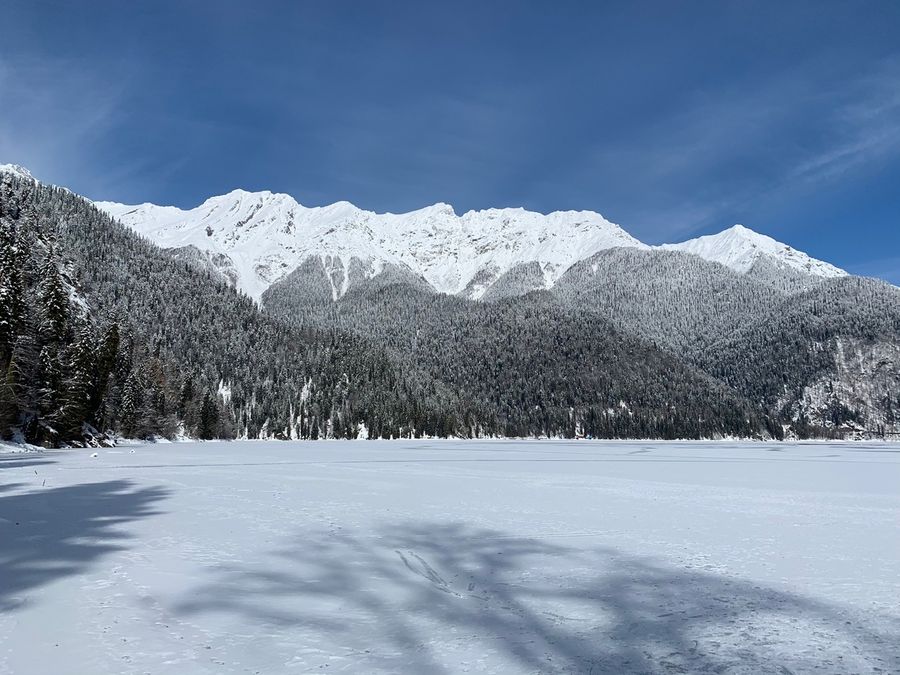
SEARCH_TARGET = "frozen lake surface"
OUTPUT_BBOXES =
[1,440,898,674]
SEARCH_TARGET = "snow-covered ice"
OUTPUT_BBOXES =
[1,440,898,674]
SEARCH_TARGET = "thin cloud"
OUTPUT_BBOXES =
[789,64,900,185]
[572,58,900,243]
[0,54,143,197]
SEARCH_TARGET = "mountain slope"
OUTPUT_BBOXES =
[95,192,645,301]
[550,247,788,352]
[264,240,900,438]
[694,276,900,435]
[0,171,481,443]
[263,277,766,439]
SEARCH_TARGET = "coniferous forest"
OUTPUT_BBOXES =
[2,170,900,446]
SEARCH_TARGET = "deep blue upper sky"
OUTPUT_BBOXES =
[2,1,899,281]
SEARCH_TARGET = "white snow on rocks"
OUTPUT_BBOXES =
[95,191,645,301]
[96,189,849,301]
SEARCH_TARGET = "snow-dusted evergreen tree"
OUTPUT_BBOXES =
[0,221,25,358]
[58,321,96,437]
[197,392,219,439]
[117,370,142,438]
[37,245,69,344]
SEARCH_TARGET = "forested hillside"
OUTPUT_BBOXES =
[549,248,787,352]
[3,167,899,445]
[263,241,900,440]
[265,278,766,438]
[0,173,477,444]
[694,277,900,434]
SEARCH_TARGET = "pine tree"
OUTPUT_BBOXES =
[119,371,142,437]
[90,321,119,419]
[28,341,64,444]
[197,392,218,439]
[38,245,69,344]
[0,359,18,437]
[178,374,194,418]
[0,220,25,364]
[60,321,97,438]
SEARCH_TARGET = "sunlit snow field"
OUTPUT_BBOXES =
[1,440,898,674]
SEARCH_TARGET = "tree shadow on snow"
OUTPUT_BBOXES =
[0,452,57,472]
[174,522,900,674]
[0,479,170,611]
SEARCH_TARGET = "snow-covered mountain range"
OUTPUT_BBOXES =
[94,191,647,301]
[3,161,898,443]
[1,164,848,300]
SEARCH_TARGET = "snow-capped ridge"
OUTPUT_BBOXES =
[0,155,836,299]
[95,189,644,301]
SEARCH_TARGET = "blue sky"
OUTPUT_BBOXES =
[2,1,899,281]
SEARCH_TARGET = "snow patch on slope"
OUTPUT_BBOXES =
[661,224,847,279]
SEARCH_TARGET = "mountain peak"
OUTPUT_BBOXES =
[408,202,457,218]
[725,223,753,235]
[661,224,847,279]
[721,223,778,243]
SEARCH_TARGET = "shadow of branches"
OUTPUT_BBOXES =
[0,452,57,472]
[173,522,900,673]
[0,479,170,611]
